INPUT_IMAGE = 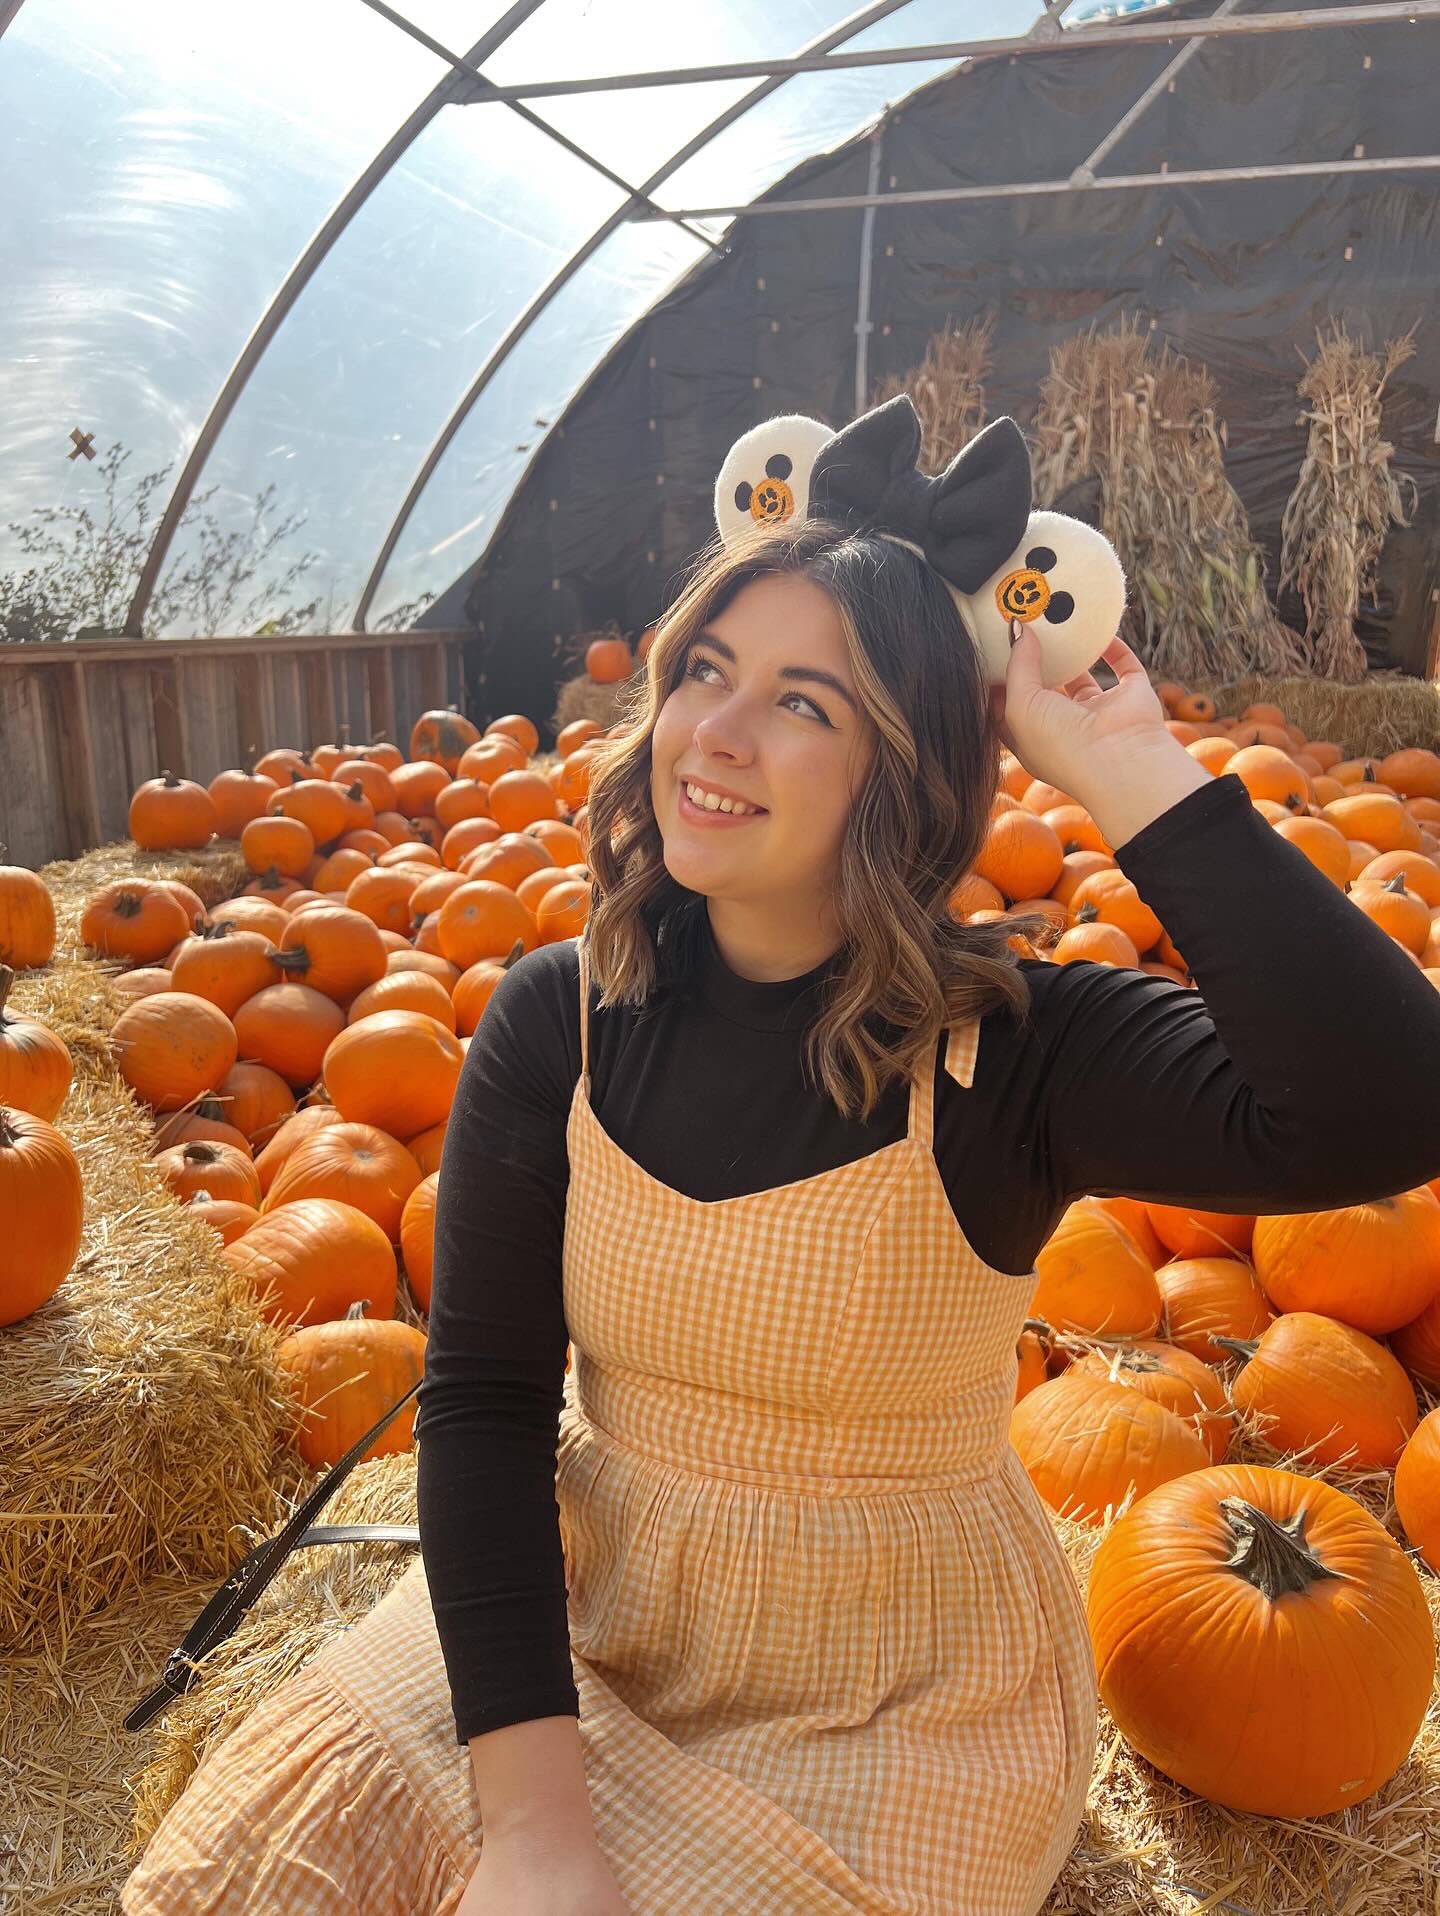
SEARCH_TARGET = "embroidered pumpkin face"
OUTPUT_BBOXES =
[995,545,1074,628]
[736,456,795,526]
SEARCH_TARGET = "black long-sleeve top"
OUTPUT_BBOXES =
[416,771,1440,1745]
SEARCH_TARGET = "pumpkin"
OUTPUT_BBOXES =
[0,866,57,969]
[361,741,405,773]
[81,882,191,964]
[1377,746,1440,801]
[1219,1311,1417,1470]
[184,1191,260,1245]
[213,1061,295,1147]
[1221,745,1308,812]
[274,904,387,1006]
[452,939,525,1038]
[344,866,424,936]
[232,983,346,1089]
[437,881,538,971]
[1087,1196,1166,1267]
[254,1102,347,1196]
[536,880,591,945]
[555,719,602,759]
[347,969,457,1032]
[1393,1407,1440,1572]
[154,1139,262,1207]
[112,992,238,1112]
[377,840,442,872]
[322,1010,463,1140]
[169,924,281,1018]
[241,814,315,878]
[553,748,597,811]
[208,768,279,837]
[1071,1340,1233,1462]
[128,771,219,850]
[152,1100,253,1155]
[1389,1289,1440,1391]
[1030,1199,1162,1340]
[1067,869,1162,953]
[1270,814,1352,888]
[405,1118,448,1176]
[400,1171,438,1311]
[458,736,527,785]
[974,810,1063,904]
[1174,692,1216,723]
[386,949,460,989]
[1349,873,1433,956]
[488,770,558,834]
[1322,791,1422,854]
[1145,1204,1253,1262]
[332,759,398,814]
[268,778,350,849]
[223,1196,397,1329]
[433,778,493,832]
[1014,1319,1051,1404]
[585,637,633,684]
[312,847,375,896]
[1009,1369,1210,1524]
[1154,1255,1275,1363]
[1356,849,1440,908]
[1250,1188,1440,1335]
[262,1121,421,1244]
[389,761,451,819]
[111,966,175,1005]
[1086,1463,1434,1816]
[0,966,72,1120]
[487,713,540,757]
[276,1298,427,1469]
[0,1106,84,1325]
[1050,909,1138,969]
[410,708,482,775]
[209,897,289,943]
[461,832,556,892]
[442,816,502,870]
[254,748,316,784]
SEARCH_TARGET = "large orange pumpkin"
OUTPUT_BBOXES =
[169,925,281,1018]
[347,969,457,1032]
[81,882,190,964]
[1220,1311,1417,1470]
[275,904,388,1006]
[1087,1463,1434,1816]
[184,1192,260,1246]
[400,1171,438,1312]
[213,1060,295,1147]
[154,1139,262,1208]
[0,966,72,1120]
[254,1102,347,1196]
[0,866,57,969]
[0,1106,84,1325]
[322,1010,463,1139]
[276,1298,427,1469]
[209,768,279,837]
[1389,1288,1440,1391]
[222,1195,397,1328]
[452,940,526,1037]
[128,772,219,850]
[1153,1255,1274,1363]
[1009,1369,1209,1525]
[1145,1203,1253,1262]
[1072,1340,1233,1462]
[411,708,482,775]
[111,992,238,1112]
[262,1120,421,1244]
[1250,1188,1440,1335]
[585,637,633,684]
[268,778,350,849]
[1029,1199,1162,1340]
[1394,1407,1440,1572]
[232,983,345,1089]
[974,811,1064,903]
[437,881,538,970]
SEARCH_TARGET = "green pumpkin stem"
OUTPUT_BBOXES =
[1219,1497,1346,1601]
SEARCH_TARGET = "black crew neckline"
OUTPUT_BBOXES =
[695,909,844,1033]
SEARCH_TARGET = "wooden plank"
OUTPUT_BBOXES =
[302,652,336,752]
[112,663,161,839]
[367,647,396,746]
[420,641,446,710]
[392,648,420,753]
[67,660,103,852]
[234,656,267,769]
[339,650,369,746]
[151,660,188,778]
[270,654,303,751]
[0,666,61,868]
[179,655,233,785]
[0,629,469,668]
[39,668,89,860]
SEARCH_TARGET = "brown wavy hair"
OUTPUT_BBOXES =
[583,518,1051,1122]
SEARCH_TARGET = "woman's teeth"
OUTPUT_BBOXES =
[684,782,762,816]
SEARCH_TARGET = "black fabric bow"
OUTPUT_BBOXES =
[807,394,1032,594]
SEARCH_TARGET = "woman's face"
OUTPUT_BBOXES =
[649,571,876,923]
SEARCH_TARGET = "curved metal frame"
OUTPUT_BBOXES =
[0,1,29,43]
[351,0,925,628]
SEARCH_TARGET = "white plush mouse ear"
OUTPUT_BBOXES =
[952,510,1127,688]
[714,415,835,547]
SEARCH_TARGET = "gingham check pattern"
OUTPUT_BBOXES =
[121,936,1097,1914]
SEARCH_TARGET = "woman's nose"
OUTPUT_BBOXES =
[693,702,756,762]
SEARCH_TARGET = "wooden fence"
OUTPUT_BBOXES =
[0,630,466,869]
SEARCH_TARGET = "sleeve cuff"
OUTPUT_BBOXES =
[1113,769,1252,871]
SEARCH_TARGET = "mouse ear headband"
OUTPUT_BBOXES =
[713,393,1126,688]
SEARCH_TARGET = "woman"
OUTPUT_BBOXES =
[122,432,1440,1916]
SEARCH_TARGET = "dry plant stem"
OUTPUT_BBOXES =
[872,315,995,473]
[1278,321,1420,684]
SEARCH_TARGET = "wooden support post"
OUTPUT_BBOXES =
[302,651,337,751]
[421,640,447,710]
[151,659,188,777]
[368,647,396,744]
[67,660,103,852]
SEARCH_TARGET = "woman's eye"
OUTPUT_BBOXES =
[685,654,831,726]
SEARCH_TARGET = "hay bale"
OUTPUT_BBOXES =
[872,315,995,474]
[1,839,303,1659]
[1031,317,1308,683]
[1186,669,1440,760]
[551,669,641,739]
[1278,322,1420,685]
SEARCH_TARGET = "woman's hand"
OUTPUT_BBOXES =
[987,624,1170,801]
[455,1831,630,1915]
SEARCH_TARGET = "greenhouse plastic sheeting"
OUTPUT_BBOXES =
[0,0,1051,638]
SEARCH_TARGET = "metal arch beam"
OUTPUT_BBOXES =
[637,152,1440,222]
[0,1,29,42]
[122,0,550,640]
[468,2,1440,99]
[352,0,923,629]
[1070,0,1247,186]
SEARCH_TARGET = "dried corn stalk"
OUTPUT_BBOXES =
[1278,320,1419,684]
[1031,316,1307,681]
[872,316,994,473]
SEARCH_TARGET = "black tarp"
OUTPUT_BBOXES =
[423,0,1439,739]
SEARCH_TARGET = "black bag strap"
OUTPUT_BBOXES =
[124,1379,423,1733]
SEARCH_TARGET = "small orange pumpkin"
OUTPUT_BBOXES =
[1219,1312,1417,1470]
[223,1196,397,1329]
[0,966,72,1120]
[276,1298,427,1468]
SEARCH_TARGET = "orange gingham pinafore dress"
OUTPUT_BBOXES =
[121,934,1097,1916]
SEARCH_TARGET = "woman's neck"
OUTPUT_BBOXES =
[704,898,844,983]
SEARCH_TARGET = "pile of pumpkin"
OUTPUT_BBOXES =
[954,685,1440,983]
[0,705,621,1461]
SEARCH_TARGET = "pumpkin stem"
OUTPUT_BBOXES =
[182,1142,221,1164]
[0,965,12,1021]
[0,1109,19,1148]
[114,890,143,918]
[344,783,364,802]
[502,938,526,970]
[1383,873,1410,896]
[162,770,180,787]
[1213,1335,1259,1365]
[257,865,285,892]
[1219,1496,1347,1601]
[1075,902,1101,925]
[345,1299,371,1322]
[273,947,311,975]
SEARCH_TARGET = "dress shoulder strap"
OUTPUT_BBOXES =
[576,934,591,1082]
[908,1017,981,1151]
[943,1019,981,1091]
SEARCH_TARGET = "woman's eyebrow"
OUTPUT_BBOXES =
[694,629,859,715]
